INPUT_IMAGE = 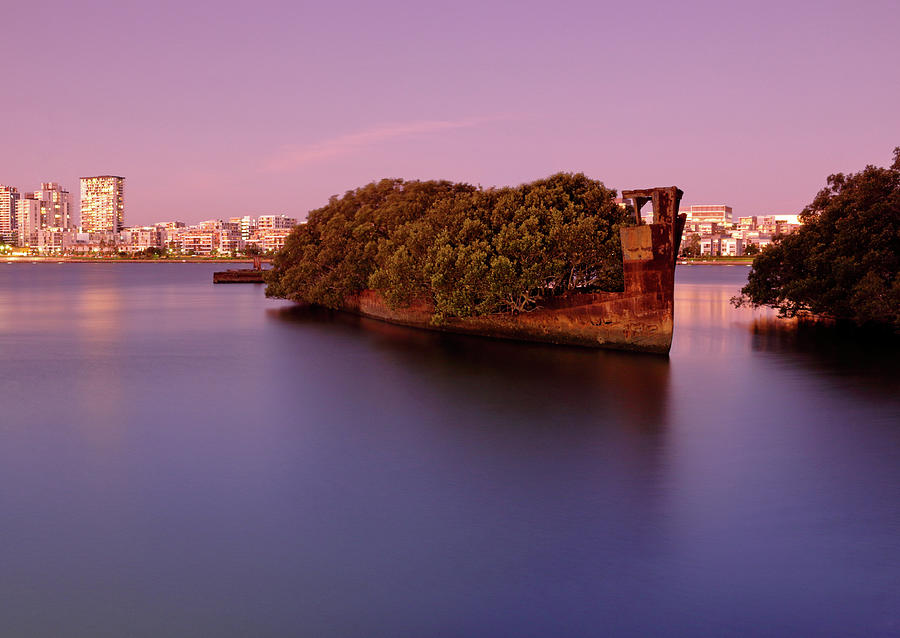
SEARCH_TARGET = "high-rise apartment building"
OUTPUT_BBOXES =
[33,182,72,229]
[80,175,124,232]
[16,197,41,246]
[0,185,20,244]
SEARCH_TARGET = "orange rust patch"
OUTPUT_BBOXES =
[622,225,653,261]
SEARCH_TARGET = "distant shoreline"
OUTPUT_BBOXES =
[2,257,268,264]
[3,256,751,266]
[678,258,754,265]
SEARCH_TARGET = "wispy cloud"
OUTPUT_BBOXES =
[263,117,494,171]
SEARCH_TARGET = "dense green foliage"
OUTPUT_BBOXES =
[735,148,900,330]
[266,173,631,320]
[139,246,166,258]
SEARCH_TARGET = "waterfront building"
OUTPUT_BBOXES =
[80,175,124,233]
[120,226,163,253]
[68,231,120,255]
[258,228,293,252]
[136,215,300,255]
[683,204,733,225]
[257,214,297,231]
[177,230,217,255]
[696,222,720,235]
[0,185,19,244]
[158,221,186,232]
[34,227,79,254]
[742,230,773,251]
[720,237,744,256]
[33,182,72,229]
[238,215,256,241]
[217,221,242,254]
[196,219,221,231]
[155,221,185,249]
[679,209,804,258]
[16,197,41,246]
[758,214,802,236]
[759,214,800,225]
[700,235,721,256]
[173,220,242,254]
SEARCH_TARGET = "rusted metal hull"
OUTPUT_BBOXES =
[213,269,266,283]
[340,186,686,354]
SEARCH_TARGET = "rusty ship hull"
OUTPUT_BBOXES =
[338,187,686,355]
[213,269,267,283]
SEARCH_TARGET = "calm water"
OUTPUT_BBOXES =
[0,263,897,637]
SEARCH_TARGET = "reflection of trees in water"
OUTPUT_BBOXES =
[750,317,900,398]
[269,305,673,556]
[270,304,671,434]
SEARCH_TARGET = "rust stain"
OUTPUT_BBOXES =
[622,225,653,261]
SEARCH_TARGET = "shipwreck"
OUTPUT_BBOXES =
[213,254,267,283]
[333,186,686,354]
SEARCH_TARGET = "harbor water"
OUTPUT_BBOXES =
[0,263,897,637]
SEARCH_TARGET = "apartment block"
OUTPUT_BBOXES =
[758,214,802,235]
[155,221,185,249]
[257,214,297,231]
[720,237,744,256]
[34,228,79,254]
[16,197,41,246]
[80,175,124,232]
[120,226,163,252]
[33,182,72,229]
[683,205,733,225]
[0,185,19,244]
[217,221,242,254]
[178,230,217,255]
[258,228,293,252]
[238,215,256,241]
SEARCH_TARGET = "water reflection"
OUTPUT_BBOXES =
[270,305,672,433]
[1,263,897,638]
[674,265,900,402]
[672,273,769,355]
[749,317,900,399]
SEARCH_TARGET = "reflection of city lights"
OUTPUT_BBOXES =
[673,274,791,355]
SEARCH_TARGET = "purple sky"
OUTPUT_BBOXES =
[2,0,898,226]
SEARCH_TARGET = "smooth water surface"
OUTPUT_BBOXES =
[1,263,897,637]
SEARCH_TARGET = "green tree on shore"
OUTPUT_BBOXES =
[734,147,900,330]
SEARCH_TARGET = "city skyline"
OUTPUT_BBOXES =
[1,1,898,226]
[0,172,801,258]
[0,174,811,232]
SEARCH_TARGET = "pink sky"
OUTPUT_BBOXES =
[1,0,898,226]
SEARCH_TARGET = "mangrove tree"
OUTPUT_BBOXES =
[266,173,632,320]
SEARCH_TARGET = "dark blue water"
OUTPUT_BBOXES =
[1,263,897,637]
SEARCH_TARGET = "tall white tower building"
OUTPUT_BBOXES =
[80,175,124,232]
[0,185,20,244]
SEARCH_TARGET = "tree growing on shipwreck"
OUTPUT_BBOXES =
[266,173,633,321]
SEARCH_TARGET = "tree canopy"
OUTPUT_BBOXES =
[735,148,900,330]
[266,173,632,320]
